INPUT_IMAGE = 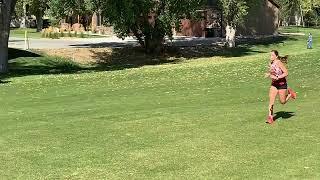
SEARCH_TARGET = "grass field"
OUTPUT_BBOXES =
[10,28,107,39]
[1,27,320,179]
[10,28,43,39]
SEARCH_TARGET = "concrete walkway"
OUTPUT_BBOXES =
[9,36,225,49]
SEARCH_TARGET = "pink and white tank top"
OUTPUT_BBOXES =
[271,63,283,76]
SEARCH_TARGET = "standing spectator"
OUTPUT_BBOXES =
[307,33,313,49]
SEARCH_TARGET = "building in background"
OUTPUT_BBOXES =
[177,0,280,38]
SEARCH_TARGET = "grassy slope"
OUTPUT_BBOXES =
[1,27,320,179]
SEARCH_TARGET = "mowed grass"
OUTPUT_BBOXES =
[1,28,320,179]
[10,28,108,39]
[10,28,43,39]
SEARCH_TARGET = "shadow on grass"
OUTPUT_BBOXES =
[8,48,41,60]
[1,48,85,80]
[8,57,85,76]
[91,47,183,71]
[90,35,296,68]
[89,46,264,72]
[9,39,24,43]
[3,35,298,79]
[274,111,296,121]
[1,49,41,83]
[0,80,11,84]
[237,35,298,46]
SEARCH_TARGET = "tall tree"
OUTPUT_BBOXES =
[14,0,28,27]
[99,0,205,54]
[15,0,49,31]
[314,0,320,26]
[219,0,248,47]
[14,0,25,19]
[301,0,320,26]
[49,0,88,23]
[279,0,304,26]
[0,0,18,73]
[29,0,49,31]
[278,0,320,26]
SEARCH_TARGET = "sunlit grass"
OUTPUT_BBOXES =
[1,27,320,179]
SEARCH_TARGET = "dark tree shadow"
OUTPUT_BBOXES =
[90,46,184,71]
[237,35,298,46]
[9,39,24,43]
[8,48,41,60]
[274,111,296,121]
[8,58,86,77]
[89,35,295,70]
[3,48,87,79]
[77,35,296,61]
[0,80,11,84]
[89,45,264,71]
[69,39,141,48]
[4,35,298,79]
[1,49,41,83]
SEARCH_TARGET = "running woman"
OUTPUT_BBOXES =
[265,50,297,124]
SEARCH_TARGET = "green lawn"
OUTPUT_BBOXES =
[1,27,320,179]
[10,28,107,39]
[10,28,43,39]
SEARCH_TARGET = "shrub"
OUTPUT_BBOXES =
[80,31,85,38]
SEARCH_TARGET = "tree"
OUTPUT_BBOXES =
[315,1,320,26]
[301,0,320,26]
[279,0,305,26]
[219,0,248,47]
[99,0,205,54]
[29,0,49,31]
[279,0,320,27]
[14,0,48,31]
[14,0,24,17]
[49,0,89,23]
[0,0,18,73]
[14,0,28,27]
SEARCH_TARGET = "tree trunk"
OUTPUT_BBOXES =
[20,1,28,28]
[225,25,236,48]
[131,27,145,47]
[0,34,9,74]
[132,18,165,54]
[295,14,301,26]
[0,0,17,73]
[92,12,98,32]
[143,22,165,54]
[144,35,163,54]
[300,5,305,27]
[36,13,43,32]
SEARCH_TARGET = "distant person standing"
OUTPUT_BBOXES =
[307,33,313,49]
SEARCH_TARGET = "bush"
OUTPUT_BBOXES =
[52,32,59,39]
[50,19,61,27]
[80,31,85,38]
[41,27,89,39]
[48,31,53,39]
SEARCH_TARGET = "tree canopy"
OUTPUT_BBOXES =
[99,0,206,53]
[278,0,320,26]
